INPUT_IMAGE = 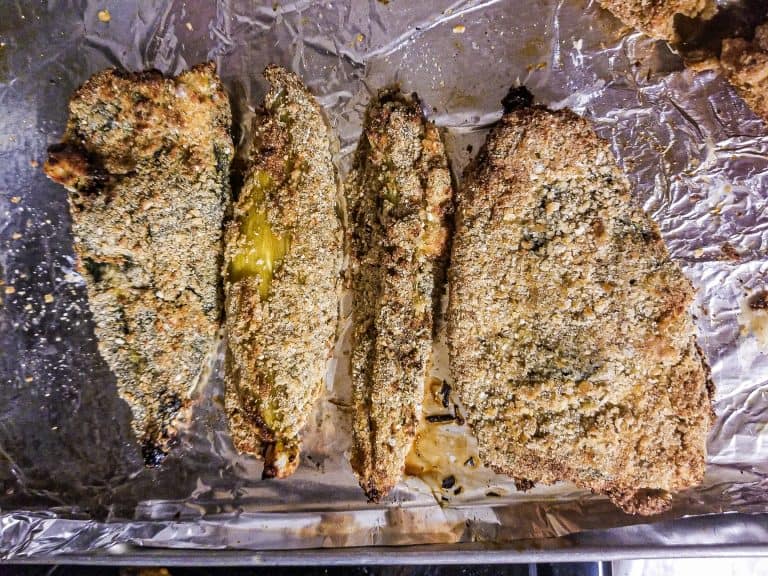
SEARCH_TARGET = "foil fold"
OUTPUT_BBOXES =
[1,0,767,558]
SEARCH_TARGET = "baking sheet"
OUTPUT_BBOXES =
[1,0,768,558]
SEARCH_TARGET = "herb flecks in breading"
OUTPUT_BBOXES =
[44,63,233,464]
[223,66,342,479]
[448,104,713,515]
[347,90,454,501]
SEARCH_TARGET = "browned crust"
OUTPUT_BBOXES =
[347,90,454,500]
[223,66,342,479]
[44,62,233,465]
[720,23,768,123]
[596,0,715,42]
[447,105,713,515]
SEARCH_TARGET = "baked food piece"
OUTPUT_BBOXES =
[44,63,233,465]
[347,90,453,501]
[223,65,342,479]
[447,102,713,515]
[720,22,768,123]
[596,0,715,42]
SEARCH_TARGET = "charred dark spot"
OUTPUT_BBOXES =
[365,483,382,503]
[442,475,456,489]
[453,486,463,495]
[501,86,534,113]
[453,404,465,425]
[485,490,502,497]
[45,142,111,195]
[439,380,451,408]
[262,464,278,479]
[83,258,108,283]
[515,478,536,491]
[748,290,768,310]
[464,456,476,467]
[261,442,279,480]
[640,228,658,243]
[426,413,456,423]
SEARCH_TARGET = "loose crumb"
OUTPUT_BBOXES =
[97,9,111,23]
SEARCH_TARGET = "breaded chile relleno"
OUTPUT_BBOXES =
[347,90,453,501]
[44,63,233,465]
[223,66,342,479]
[447,94,713,515]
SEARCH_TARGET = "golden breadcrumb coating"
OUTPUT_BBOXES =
[447,104,713,515]
[44,63,233,464]
[721,22,768,123]
[347,90,453,501]
[596,0,715,42]
[223,66,342,479]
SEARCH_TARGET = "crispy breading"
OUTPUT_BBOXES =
[596,0,715,42]
[447,104,713,515]
[347,90,453,501]
[721,22,768,123]
[223,66,342,479]
[44,63,233,464]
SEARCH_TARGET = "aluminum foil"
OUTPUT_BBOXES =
[1,0,768,559]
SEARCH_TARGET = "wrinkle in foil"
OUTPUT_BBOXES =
[1,0,768,558]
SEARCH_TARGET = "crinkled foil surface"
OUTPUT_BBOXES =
[1,0,768,559]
